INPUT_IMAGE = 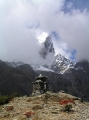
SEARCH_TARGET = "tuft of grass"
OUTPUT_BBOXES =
[64,104,72,112]
[61,103,72,112]
[59,99,75,112]
[32,116,42,120]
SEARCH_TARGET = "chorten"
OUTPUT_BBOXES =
[32,74,49,96]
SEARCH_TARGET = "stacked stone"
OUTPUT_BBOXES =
[32,74,49,96]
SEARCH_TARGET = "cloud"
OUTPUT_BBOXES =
[0,0,89,63]
[55,9,89,61]
[52,39,71,59]
[0,0,41,63]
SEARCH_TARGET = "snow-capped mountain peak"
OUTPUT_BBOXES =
[55,54,74,66]
[51,53,75,74]
[5,33,75,74]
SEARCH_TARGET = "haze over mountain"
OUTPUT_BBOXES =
[5,34,74,74]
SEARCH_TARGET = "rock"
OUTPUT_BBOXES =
[42,91,60,102]
[32,105,43,110]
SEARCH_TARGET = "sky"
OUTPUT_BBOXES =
[0,0,89,63]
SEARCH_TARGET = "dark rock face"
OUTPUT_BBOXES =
[39,36,55,59]
[44,36,55,53]
[0,59,89,101]
[17,64,37,80]
[0,60,36,96]
[63,60,89,100]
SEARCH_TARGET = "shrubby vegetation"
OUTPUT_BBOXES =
[59,99,75,112]
[5,106,14,111]
[59,99,75,105]
[63,104,72,112]
[24,111,35,118]
[0,92,20,105]
[0,96,9,105]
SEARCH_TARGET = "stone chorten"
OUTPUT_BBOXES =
[32,74,49,96]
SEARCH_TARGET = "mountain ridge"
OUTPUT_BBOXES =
[0,58,89,100]
[0,35,89,100]
[5,35,75,74]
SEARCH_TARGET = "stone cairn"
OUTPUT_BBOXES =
[32,74,49,96]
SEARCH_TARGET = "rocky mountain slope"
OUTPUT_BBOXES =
[0,92,89,120]
[64,60,89,100]
[51,54,74,74]
[0,60,36,96]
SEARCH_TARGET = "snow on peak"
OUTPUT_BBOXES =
[35,66,54,72]
[37,32,48,44]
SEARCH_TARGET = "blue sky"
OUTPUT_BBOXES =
[63,0,89,12]
[64,0,89,11]
[51,31,59,40]
[0,0,89,63]
[70,49,77,60]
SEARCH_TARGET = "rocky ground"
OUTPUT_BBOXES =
[0,92,89,120]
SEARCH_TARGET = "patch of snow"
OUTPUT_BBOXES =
[6,61,24,68]
[36,66,54,72]
[75,67,83,70]
[60,65,70,74]
[16,62,24,66]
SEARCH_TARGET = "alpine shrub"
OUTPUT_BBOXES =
[5,106,14,111]
[59,99,75,105]
[24,111,35,118]
[0,96,9,105]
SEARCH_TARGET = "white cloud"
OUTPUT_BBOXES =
[52,39,71,59]
[37,32,48,44]
[0,0,89,63]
